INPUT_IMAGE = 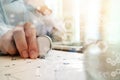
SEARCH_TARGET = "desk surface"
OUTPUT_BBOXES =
[0,50,86,80]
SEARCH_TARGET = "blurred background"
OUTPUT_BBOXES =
[26,0,120,46]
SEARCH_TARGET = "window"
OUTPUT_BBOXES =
[45,0,102,43]
[30,0,119,44]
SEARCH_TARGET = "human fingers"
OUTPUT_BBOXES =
[24,22,38,59]
[13,27,28,58]
[0,30,17,55]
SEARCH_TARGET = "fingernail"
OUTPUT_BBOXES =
[30,50,38,59]
[22,50,28,58]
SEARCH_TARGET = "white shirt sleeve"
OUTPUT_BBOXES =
[0,14,12,38]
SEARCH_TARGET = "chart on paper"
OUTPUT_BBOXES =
[0,50,85,80]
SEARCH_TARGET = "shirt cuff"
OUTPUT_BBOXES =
[0,26,12,38]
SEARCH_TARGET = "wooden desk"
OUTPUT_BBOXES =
[0,50,86,80]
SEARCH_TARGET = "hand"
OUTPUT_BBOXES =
[0,22,39,59]
[36,6,52,16]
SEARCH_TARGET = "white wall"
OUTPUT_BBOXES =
[104,0,120,44]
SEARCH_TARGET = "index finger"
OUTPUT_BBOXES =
[13,27,28,58]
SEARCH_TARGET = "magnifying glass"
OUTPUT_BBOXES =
[37,35,52,58]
